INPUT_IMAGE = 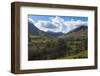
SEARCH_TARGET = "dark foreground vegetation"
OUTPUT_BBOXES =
[28,35,88,60]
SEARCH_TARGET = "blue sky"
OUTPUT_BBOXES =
[28,15,88,22]
[28,15,88,33]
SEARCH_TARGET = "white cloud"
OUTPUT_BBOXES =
[28,16,87,33]
[35,20,50,31]
[64,19,87,26]
[28,18,35,24]
[51,16,64,26]
[63,19,87,33]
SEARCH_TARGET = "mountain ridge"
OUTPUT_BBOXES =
[59,25,88,39]
[28,21,64,38]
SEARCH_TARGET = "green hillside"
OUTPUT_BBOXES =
[59,51,88,59]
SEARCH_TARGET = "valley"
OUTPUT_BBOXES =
[28,21,88,60]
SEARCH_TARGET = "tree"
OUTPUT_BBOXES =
[56,38,67,57]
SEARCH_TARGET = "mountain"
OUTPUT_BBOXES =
[28,21,41,35]
[28,21,87,39]
[60,25,88,39]
[28,21,63,38]
[45,31,63,38]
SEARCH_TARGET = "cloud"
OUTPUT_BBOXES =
[64,19,87,26]
[28,16,87,33]
[28,18,35,24]
[34,20,60,32]
[50,16,64,26]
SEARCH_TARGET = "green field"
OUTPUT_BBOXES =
[59,51,88,59]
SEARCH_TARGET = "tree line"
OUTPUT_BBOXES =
[28,37,87,60]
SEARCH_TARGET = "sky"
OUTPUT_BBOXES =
[28,15,88,33]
